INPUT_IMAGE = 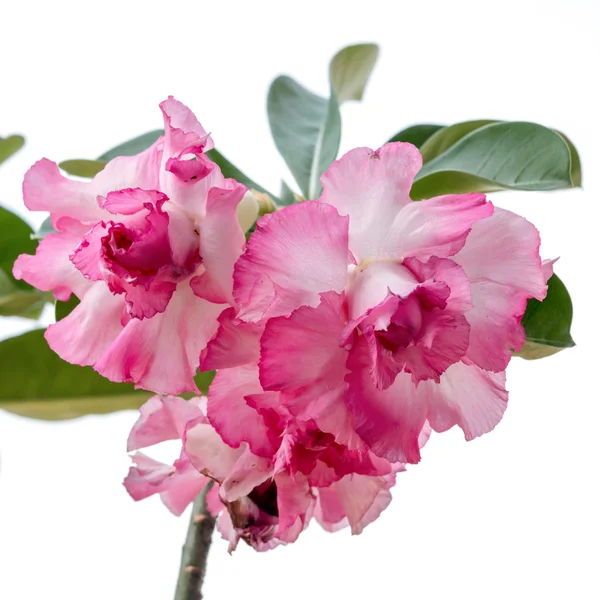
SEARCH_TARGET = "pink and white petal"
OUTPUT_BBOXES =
[273,473,314,543]
[220,448,273,503]
[233,202,349,321]
[98,188,167,215]
[22,159,106,224]
[345,338,429,463]
[319,143,422,263]
[377,193,493,262]
[462,280,528,371]
[403,256,472,313]
[346,261,420,322]
[207,365,277,458]
[190,183,247,305]
[184,419,244,483]
[70,223,108,281]
[127,395,206,452]
[161,456,211,516]
[260,292,353,437]
[45,283,124,365]
[200,307,262,371]
[13,231,92,301]
[425,361,508,440]
[314,486,348,533]
[123,452,175,501]
[120,279,178,320]
[160,96,213,157]
[328,473,394,535]
[453,208,547,371]
[91,141,162,197]
[94,283,223,394]
[454,207,547,299]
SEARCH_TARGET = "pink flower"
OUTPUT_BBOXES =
[126,389,422,552]
[230,143,549,463]
[13,97,257,394]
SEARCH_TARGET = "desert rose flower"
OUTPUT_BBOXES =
[230,142,549,463]
[125,392,423,552]
[13,97,257,394]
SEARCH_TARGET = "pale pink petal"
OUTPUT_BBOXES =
[70,223,108,281]
[98,188,167,215]
[380,193,493,262]
[190,182,247,305]
[184,419,244,483]
[94,283,223,394]
[45,283,124,365]
[127,395,206,452]
[233,202,349,321]
[321,473,394,535]
[200,307,262,371]
[13,231,92,301]
[219,448,273,502]
[22,159,106,224]
[123,452,175,501]
[160,96,213,156]
[345,338,429,463]
[273,473,314,544]
[319,143,422,263]
[207,365,277,458]
[160,456,210,516]
[453,208,548,371]
[424,361,508,440]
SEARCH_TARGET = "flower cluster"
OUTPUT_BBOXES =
[15,98,550,551]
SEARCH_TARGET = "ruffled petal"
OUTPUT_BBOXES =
[233,201,349,321]
[45,283,124,365]
[345,338,429,463]
[207,365,277,458]
[200,307,262,371]
[127,395,206,452]
[94,283,223,394]
[424,361,508,440]
[13,231,91,301]
[190,182,247,305]
[454,207,547,371]
[319,143,422,263]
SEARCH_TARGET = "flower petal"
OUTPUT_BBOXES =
[424,361,508,440]
[94,283,223,394]
[127,395,206,452]
[319,143,422,263]
[233,201,349,322]
[190,182,247,305]
[454,207,547,371]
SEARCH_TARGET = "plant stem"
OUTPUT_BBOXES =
[174,481,216,600]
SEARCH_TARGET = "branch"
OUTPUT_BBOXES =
[174,481,217,600]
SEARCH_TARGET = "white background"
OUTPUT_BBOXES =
[1,1,599,598]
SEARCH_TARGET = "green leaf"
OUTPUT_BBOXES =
[387,124,444,148]
[31,216,57,240]
[58,159,107,178]
[205,148,271,195]
[0,205,37,290]
[0,270,49,318]
[329,43,379,104]
[279,180,298,206]
[0,329,216,420]
[419,120,497,163]
[0,135,25,165]
[411,121,574,200]
[268,75,341,199]
[554,130,582,187]
[517,273,575,360]
[99,129,164,162]
[0,329,148,419]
